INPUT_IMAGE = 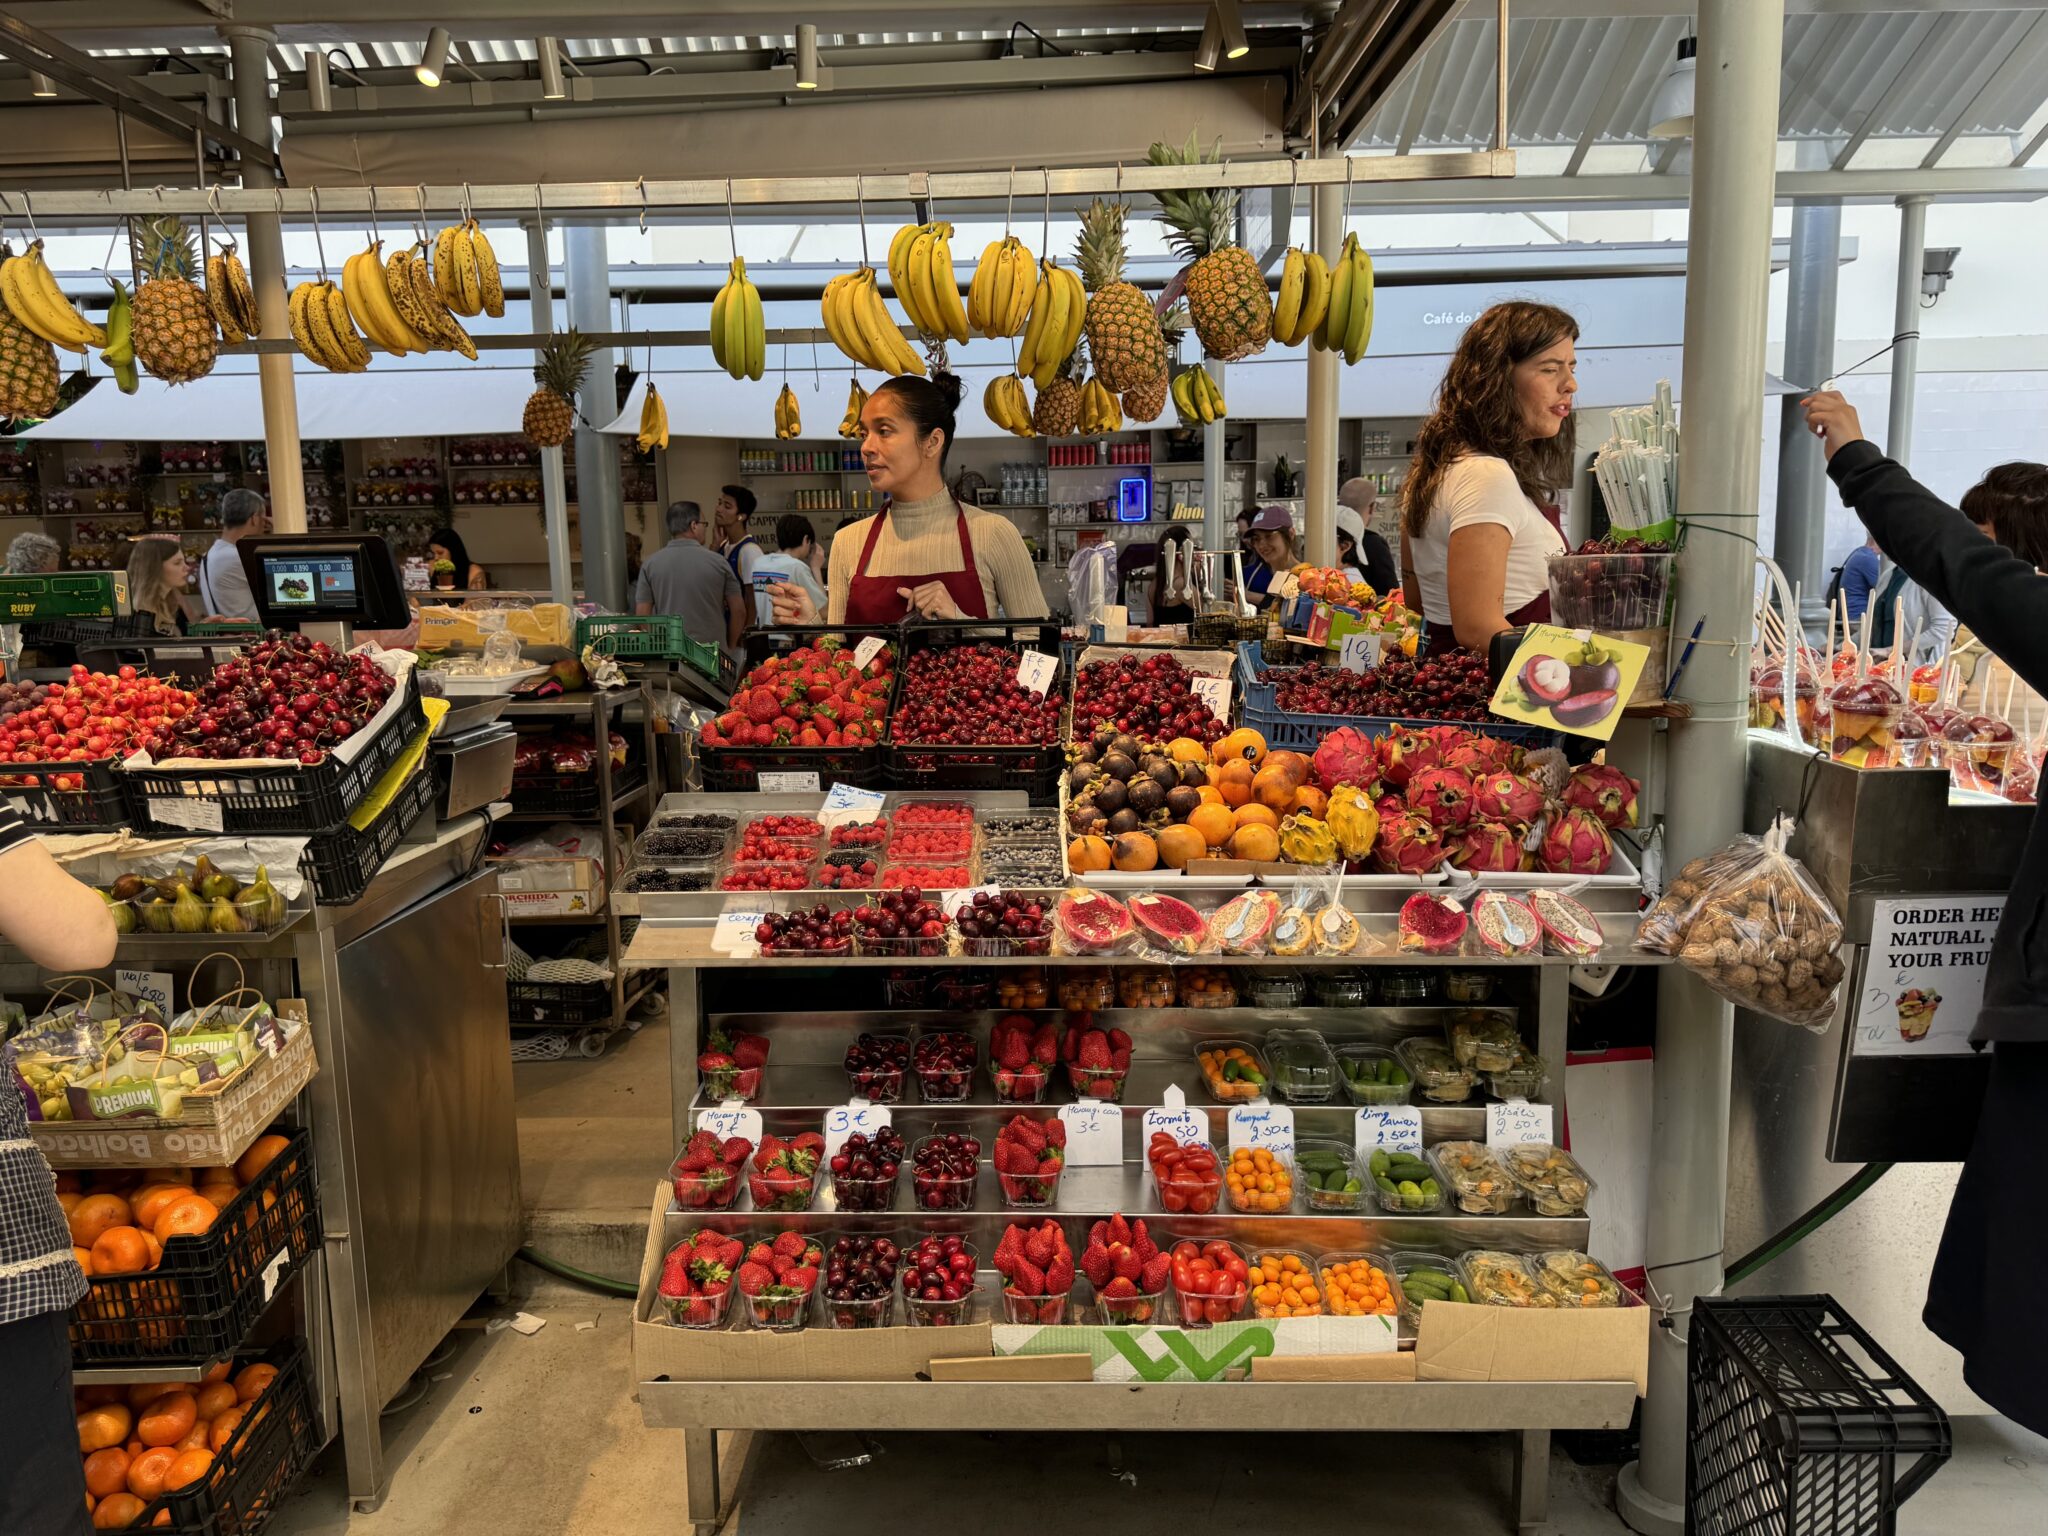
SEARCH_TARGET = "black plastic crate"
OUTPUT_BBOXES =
[508,763,646,819]
[699,623,900,793]
[882,621,1065,799]
[1688,1295,1951,1536]
[508,976,613,1026]
[20,613,160,648]
[0,755,132,831]
[137,1340,318,1536]
[69,1127,321,1367]
[124,669,428,836]
[298,756,436,905]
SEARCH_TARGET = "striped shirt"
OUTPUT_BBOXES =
[0,807,89,1325]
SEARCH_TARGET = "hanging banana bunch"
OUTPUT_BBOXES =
[287,278,371,374]
[1271,245,1332,348]
[1312,232,1375,365]
[1171,363,1226,425]
[967,235,1037,340]
[638,381,670,452]
[886,221,970,345]
[431,219,504,319]
[99,280,138,395]
[1,240,108,353]
[1014,257,1086,390]
[203,243,261,347]
[839,378,869,438]
[982,375,1036,438]
[774,383,802,440]
[340,241,434,358]
[387,243,477,359]
[709,257,766,382]
[1079,377,1123,436]
[819,267,923,376]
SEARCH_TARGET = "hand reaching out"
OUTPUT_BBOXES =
[1800,390,1866,461]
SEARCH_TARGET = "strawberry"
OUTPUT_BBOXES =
[1101,1277,1138,1300]
[697,1050,735,1075]
[1107,1212,1133,1249]
[1023,1226,1057,1270]
[690,1256,733,1292]
[771,1231,809,1263]
[993,1225,1022,1277]
[743,689,780,725]
[731,1069,761,1098]
[1078,1033,1112,1070]
[1009,1116,1047,1154]
[787,1265,819,1294]
[735,1262,773,1297]
[1031,1023,1059,1063]
[1108,1028,1133,1055]
[691,1229,725,1251]
[792,1131,826,1158]
[1045,1253,1075,1295]
[1089,1220,1109,1247]
[1110,1048,1132,1073]
[1112,1245,1144,1283]
[1011,1258,1047,1296]
[746,1241,776,1270]
[677,1147,716,1174]
[1015,1065,1047,1096]
[1141,1254,1172,1293]
[731,1033,770,1069]
[1132,1219,1158,1265]
[995,1141,1034,1176]
[1045,1119,1067,1150]
[997,1030,1030,1071]
[1080,1241,1113,1289]
[1091,1077,1120,1097]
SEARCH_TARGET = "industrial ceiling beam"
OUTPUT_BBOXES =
[1829,10,1952,169]
[0,8,278,173]
[1919,10,2048,169]
[1564,16,1656,176]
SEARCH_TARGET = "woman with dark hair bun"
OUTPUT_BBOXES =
[769,371,1047,623]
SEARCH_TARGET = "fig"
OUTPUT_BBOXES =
[170,883,207,934]
[1553,689,1619,729]
[243,865,286,928]
[102,890,137,935]
[109,873,146,902]
[1093,778,1129,816]
[207,895,244,934]
[1519,654,1572,707]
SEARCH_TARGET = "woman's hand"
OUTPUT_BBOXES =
[769,582,820,625]
[1801,391,1866,461]
[896,582,966,621]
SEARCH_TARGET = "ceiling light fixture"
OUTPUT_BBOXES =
[1215,0,1250,61]
[538,35,565,99]
[1193,9,1222,72]
[306,51,332,112]
[416,26,452,87]
[29,69,55,98]
[795,24,819,90]
[1647,35,1696,139]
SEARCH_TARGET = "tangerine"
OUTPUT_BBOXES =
[194,1382,237,1420]
[77,1404,132,1454]
[83,1448,131,1500]
[141,1232,162,1271]
[73,1245,95,1276]
[207,1408,244,1453]
[1156,824,1206,869]
[91,1227,152,1278]
[127,1446,178,1501]
[153,1195,218,1243]
[1065,834,1112,873]
[68,1194,134,1248]
[1213,759,1256,806]
[1227,824,1281,863]
[131,1185,194,1232]
[57,1190,83,1216]
[167,1448,215,1490]
[199,1362,232,1386]
[1233,802,1279,830]
[173,1423,210,1452]
[232,1363,278,1404]
[1213,727,1267,766]
[93,1493,145,1530]
[1186,803,1236,849]
[138,1392,197,1448]
[1165,736,1209,763]
[234,1134,291,1187]
[127,1383,170,1412]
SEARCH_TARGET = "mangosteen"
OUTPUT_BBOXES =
[1107,807,1142,836]
[1569,659,1621,697]
[1101,751,1137,782]
[1068,802,1107,836]
[1178,761,1211,789]
[1092,728,1119,755]
[1092,778,1129,816]
[1165,785,1202,820]
[1144,760,1179,792]
[1068,762,1101,796]
[1109,732,1141,761]
[1128,778,1166,816]
[1518,654,1573,707]
[1073,740,1100,765]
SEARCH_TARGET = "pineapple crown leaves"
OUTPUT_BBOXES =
[137,215,200,282]
[1147,131,1239,261]
[533,327,598,399]
[1074,199,1131,294]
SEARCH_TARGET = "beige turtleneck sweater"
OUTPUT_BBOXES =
[826,490,1048,622]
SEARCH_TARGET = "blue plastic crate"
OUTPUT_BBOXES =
[1235,640,1561,753]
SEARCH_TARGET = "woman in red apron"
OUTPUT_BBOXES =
[1395,301,1580,659]
[768,373,1047,626]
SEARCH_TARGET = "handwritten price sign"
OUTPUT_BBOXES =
[1227,1103,1295,1155]
[1057,1101,1124,1166]
[1354,1105,1423,1155]
[696,1104,762,1144]
[1486,1101,1554,1147]
[822,1101,893,1160]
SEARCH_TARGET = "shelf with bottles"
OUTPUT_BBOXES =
[739,445,866,476]
[1047,440,1153,468]
[447,436,539,470]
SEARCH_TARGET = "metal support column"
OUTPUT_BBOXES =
[1202,359,1228,557]
[1772,143,1840,638]
[564,224,625,611]
[1616,0,1787,1530]
[1887,195,1929,467]
[220,26,305,534]
[1304,165,1342,571]
[525,220,575,606]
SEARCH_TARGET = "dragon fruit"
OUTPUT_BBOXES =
[1313,726,1380,794]
[1376,727,1440,789]
[1563,761,1640,828]
[1420,724,1469,755]
[1449,819,1527,873]
[1537,808,1614,875]
[1324,785,1381,862]
[1278,813,1338,866]
[1055,890,1134,953]
[1405,765,1475,828]
[1129,893,1206,954]
[1372,811,1445,875]
[1442,741,1497,778]
[1397,892,1468,954]
[1472,771,1544,826]
[1375,791,1405,819]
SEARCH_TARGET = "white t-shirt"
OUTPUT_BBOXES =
[1409,455,1566,630]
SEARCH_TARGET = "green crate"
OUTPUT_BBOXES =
[575,614,724,683]
[189,620,264,638]
[0,572,125,622]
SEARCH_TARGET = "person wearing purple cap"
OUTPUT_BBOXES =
[1237,505,1297,609]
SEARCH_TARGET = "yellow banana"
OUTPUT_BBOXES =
[637,380,669,452]
[1003,242,1038,335]
[322,280,371,370]
[775,383,801,439]
[1050,266,1087,374]
[1016,262,1054,377]
[206,255,248,346]
[743,274,766,381]
[929,224,969,344]
[1343,239,1375,365]
[220,248,259,337]
[1273,248,1306,347]
[1295,251,1331,347]
[1031,262,1074,390]
[466,221,504,318]
[1170,368,1196,425]
[433,225,465,309]
[854,269,921,376]
[840,378,868,437]
[723,260,750,382]
[886,222,923,321]
[450,225,483,316]
[903,227,940,338]
[820,275,860,369]
[344,244,426,356]
[968,239,998,336]
[5,243,104,352]
[1317,233,1354,354]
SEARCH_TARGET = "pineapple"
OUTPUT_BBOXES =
[0,305,60,419]
[524,329,595,449]
[1121,370,1167,425]
[1033,346,1082,437]
[132,216,219,384]
[1075,199,1165,393]
[1147,133,1273,362]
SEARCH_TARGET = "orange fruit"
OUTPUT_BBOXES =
[68,1194,134,1248]
[235,1135,291,1188]
[1065,834,1112,873]
[92,1227,152,1278]
[93,1492,145,1529]
[167,1447,215,1491]
[1110,832,1159,872]
[174,1422,210,1452]
[131,1185,195,1232]
[200,1362,232,1386]
[1165,736,1208,763]
[1252,764,1301,812]
[232,1363,277,1404]
[138,1392,197,1448]
[73,1245,95,1276]
[1212,727,1266,766]
[193,1166,237,1189]
[154,1516,171,1529]
[57,1190,83,1216]
[207,1409,244,1453]
[1194,785,1224,806]
[1213,759,1256,806]
[1227,824,1281,863]
[1290,784,1329,818]
[127,1446,178,1501]
[153,1195,218,1243]
[194,1382,238,1420]
[83,1448,132,1499]
[1156,824,1206,869]
[1233,802,1279,830]
[128,1383,171,1412]
[1186,803,1236,849]
[77,1404,132,1454]
[1265,749,1311,786]
[141,1232,162,1271]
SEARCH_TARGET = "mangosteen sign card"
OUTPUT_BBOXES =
[1489,625,1649,741]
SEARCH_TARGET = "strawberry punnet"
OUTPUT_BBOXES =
[993,1218,1074,1322]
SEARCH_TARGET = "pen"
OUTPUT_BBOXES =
[1665,616,1705,698]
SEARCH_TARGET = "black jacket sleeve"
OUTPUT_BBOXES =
[1828,438,2048,695]
[1358,529,1399,599]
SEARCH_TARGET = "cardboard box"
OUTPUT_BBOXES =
[492,852,607,916]
[1413,1300,1650,1396]
[631,1186,991,1385]
[992,1312,1397,1382]
[929,1354,1093,1382]
[417,601,572,652]
[1253,1352,1417,1382]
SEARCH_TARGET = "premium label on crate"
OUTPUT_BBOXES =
[758,771,821,794]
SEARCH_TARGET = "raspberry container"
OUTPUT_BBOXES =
[911,1030,978,1102]
[841,1031,911,1103]
[741,1286,814,1332]
[1430,1141,1517,1215]
[1336,1043,1413,1106]
[827,816,890,849]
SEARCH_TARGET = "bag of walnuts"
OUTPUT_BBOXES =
[1635,815,1846,1029]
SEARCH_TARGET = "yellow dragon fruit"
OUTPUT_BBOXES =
[1325,784,1381,862]
[1279,813,1338,866]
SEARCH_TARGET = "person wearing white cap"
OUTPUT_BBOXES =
[1336,479,1398,596]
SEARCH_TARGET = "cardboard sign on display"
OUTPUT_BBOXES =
[992,1313,1397,1381]
[1850,895,2006,1057]
[1488,625,1651,742]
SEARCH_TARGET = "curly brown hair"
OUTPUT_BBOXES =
[1401,301,1580,538]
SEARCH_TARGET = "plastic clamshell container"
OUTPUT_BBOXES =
[841,1032,911,1104]
[988,1059,1052,1104]
[1388,1250,1466,1324]
[825,1289,896,1330]
[909,1137,980,1210]
[1501,1141,1597,1216]
[826,817,891,848]
[994,1154,1063,1209]
[901,1283,979,1328]
[1458,1249,1557,1308]
[911,1030,978,1101]
[1247,1248,1325,1318]
[1064,1061,1129,1103]
[1147,1138,1224,1215]
[1294,1138,1369,1211]
[1531,1250,1625,1309]
[1094,1285,1167,1326]
[1315,1250,1406,1319]
[1241,969,1306,1009]
[1196,1038,1272,1101]
[1447,1012,1523,1074]
[1442,969,1496,1004]
[1177,967,1239,1008]
[1485,1046,1549,1102]
[1264,1028,1340,1104]
[932,970,993,1010]
[999,1289,1071,1325]
[741,1286,813,1332]
[1117,965,1177,1008]
[669,1150,745,1211]
[1365,1145,1443,1213]
[654,810,738,834]
[717,860,818,893]
[882,968,932,1009]
[1396,1036,1478,1104]
[829,1166,901,1213]
[1430,1141,1517,1215]
[745,1154,823,1213]
[993,968,1050,1010]
[1226,1144,1296,1214]
[1336,1043,1413,1106]
[1377,970,1435,1005]
[960,928,1054,958]
[853,926,951,960]
[618,859,719,895]
[738,814,825,840]
[1307,968,1372,1007]
[635,825,733,863]
[660,1280,736,1329]
[1168,1237,1253,1330]
[1057,967,1117,1010]
[729,836,824,867]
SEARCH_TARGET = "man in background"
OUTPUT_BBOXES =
[1336,478,1399,596]
[751,514,827,625]
[198,488,268,622]
[715,485,762,590]
[1837,531,1883,622]
[636,500,746,661]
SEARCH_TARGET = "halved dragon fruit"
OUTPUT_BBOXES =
[1406,765,1475,828]
[1373,811,1445,876]
[1312,726,1380,794]
[1398,892,1468,954]
[1473,891,1542,956]
[1529,889,1603,957]
[1055,890,1134,954]
[1448,819,1527,873]
[1538,807,1614,875]
[1209,890,1280,954]
[1471,771,1544,826]
[1563,762,1640,828]
[1130,893,1206,954]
